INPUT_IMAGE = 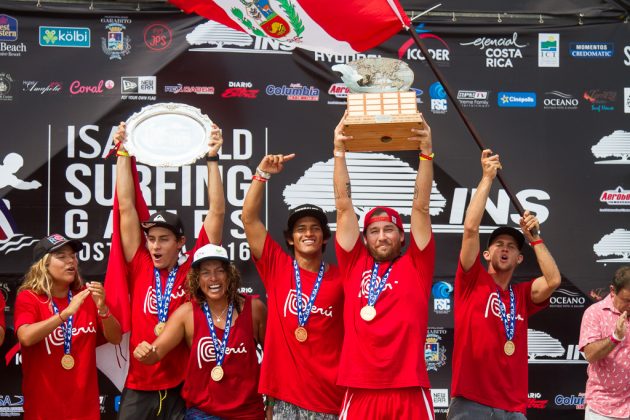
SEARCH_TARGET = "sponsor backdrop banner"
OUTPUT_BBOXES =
[0,5,628,418]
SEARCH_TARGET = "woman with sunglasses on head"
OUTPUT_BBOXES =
[15,234,122,420]
[134,244,267,420]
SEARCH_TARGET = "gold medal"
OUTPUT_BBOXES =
[211,365,224,382]
[294,326,308,342]
[504,340,515,356]
[61,354,75,370]
[360,305,376,322]
[154,322,166,336]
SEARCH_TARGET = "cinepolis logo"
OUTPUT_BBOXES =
[498,92,536,108]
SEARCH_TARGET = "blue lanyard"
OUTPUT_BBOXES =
[293,260,325,327]
[367,260,396,307]
[496,285,516,341]
[51,290,73,355]
[154,265,178,323]
[202,301,234,367]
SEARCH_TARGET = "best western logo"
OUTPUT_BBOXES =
[39,26,90,48]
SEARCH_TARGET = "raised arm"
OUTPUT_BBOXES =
[114,122,142,262]
[333,112,359,251]
[409,120,434,251]
[242,154,295,259]
[523,212,561,304]
[460,149,501,271]
[203,124,226,244]
[133,302,191,364]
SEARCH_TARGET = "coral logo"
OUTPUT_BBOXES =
[39,26,90,48]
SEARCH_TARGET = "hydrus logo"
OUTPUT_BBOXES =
[460,32,528,68]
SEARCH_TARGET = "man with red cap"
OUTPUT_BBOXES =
[448,149,560,419]
[332,112,436,419]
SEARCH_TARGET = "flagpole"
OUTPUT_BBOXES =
[406,26,527,217]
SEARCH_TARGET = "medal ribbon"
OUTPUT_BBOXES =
[154,265,179,323]
[202,301,234,367]
[293,260,325,327]
[496,285,516,341]
[366,260,396,307]
[51,290,74,356]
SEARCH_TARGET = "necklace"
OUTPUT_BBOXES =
[210,304,229,323]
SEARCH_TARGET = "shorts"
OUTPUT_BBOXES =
[446,397,526,420]
[339,387,434,420]
[118,383,186,420]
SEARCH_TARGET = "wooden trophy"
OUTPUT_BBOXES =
[334,58,423,152]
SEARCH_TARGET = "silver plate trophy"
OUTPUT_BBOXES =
[332,58,423,152]
[125,103,212,167]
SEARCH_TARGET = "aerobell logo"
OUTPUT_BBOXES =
[570,42,614,58]
[327,83,349,105]
[543,91,579,110]
[39,26,90,48]
[498,92,536,108]
[599,186,630,213]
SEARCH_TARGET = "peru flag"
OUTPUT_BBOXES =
[169,0,410,54]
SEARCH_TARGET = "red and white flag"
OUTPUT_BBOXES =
[169,0,410,54]
[98,158,148,391]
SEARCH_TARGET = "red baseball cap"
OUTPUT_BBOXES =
[363,207,404,234]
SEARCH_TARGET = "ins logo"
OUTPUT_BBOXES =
[283,290,333,318]
[432,281,453,314]
[143,285,186,315]
[196,337,247,368]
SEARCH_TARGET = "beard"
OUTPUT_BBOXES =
[368,242,401,262]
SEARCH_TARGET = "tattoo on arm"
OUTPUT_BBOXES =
[414,184,419,200]
[345,181,352,198]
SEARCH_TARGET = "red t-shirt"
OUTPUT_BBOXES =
[451,257,548,414]
[181,296,264,419]
[15,288,105,420]
[254,235,345,414]
[125,229,208,390]
[335,233,435,389]
[0,293,5,330]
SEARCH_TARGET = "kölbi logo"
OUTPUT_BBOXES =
[187,21,293,54]
[591,130,630,164]
[593,229,630,263]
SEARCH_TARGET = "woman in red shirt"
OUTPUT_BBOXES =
[134,244,267,420]
[14,234,122,420]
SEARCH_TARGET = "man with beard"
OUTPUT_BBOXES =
[332,112,436,419]
[448,149,561,419]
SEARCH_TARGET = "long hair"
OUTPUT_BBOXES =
[187,261,242,311]
[19,254,83,300]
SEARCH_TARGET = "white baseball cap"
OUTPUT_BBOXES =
[192,244,230,268]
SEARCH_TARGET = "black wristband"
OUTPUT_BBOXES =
[206,155,219,162]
